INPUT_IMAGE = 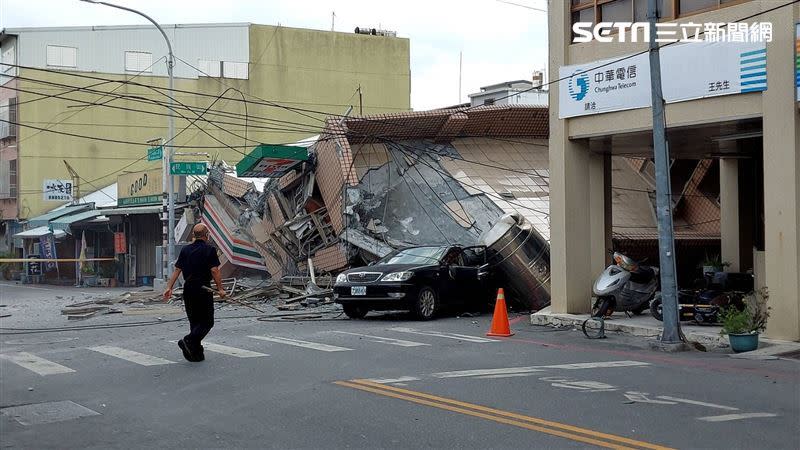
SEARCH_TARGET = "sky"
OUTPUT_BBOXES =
[0,0,549,110]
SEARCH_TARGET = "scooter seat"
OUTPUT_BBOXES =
[629,266,655,284]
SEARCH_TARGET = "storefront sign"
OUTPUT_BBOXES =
[118,169,162,207]
[114,232,127,254]
[560,53,651,118]
[236,144,308,178]
[39,234,57,272]
[26,255,42,276]
[43,179,73,202]
[559,41,767,119]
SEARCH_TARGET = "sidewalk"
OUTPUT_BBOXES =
[531,306,800,359]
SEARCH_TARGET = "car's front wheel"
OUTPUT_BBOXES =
[343,304,369,319]
[413,287,438,320]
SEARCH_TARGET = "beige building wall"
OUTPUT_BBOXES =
[549,1,800,340]
[13,25,410,220]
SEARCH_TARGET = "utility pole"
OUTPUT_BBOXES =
[63,161,80,206]
[358,84,363,116]
[647,0,682,344]
[81,0,176,280]
[331,11,335,31]
[458,51,463,104]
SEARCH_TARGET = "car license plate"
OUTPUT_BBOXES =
[351,286,367,296]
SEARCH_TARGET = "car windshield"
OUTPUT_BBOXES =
[378,247,447,265]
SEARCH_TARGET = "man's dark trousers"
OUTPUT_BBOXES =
[183,285,214,354]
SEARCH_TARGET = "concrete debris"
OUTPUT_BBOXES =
[57,276,340,321]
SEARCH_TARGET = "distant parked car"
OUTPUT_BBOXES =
[334,245,490,320]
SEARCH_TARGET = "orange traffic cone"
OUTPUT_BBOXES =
[486,288,514,337]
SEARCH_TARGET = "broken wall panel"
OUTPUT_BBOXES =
[201,194,267,272]
[314,127,352,234]
[311,244,349,272]
[448,137,551,241]
[222,173,255,198]
[350,141,505,248]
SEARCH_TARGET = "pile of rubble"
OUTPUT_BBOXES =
[60,276,339,321]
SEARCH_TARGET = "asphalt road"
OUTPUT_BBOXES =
[1,283,799,449]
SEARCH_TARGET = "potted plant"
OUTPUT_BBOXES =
[701,253,730,274]
[98,261,119,287]
[81,264,98,287]
[0,251,21,280]
[720,287,770,353]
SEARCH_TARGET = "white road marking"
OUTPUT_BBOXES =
[248,335,352,352]
[477,373,544,379]
[390,327,499,343]
[330,331,430,347]
[698,413,777,422]
[88,346,176,366]
[657,396,739,411]
[542,377,618,392]
[0,352,76,376]
[366,376,421,384]
[435,367,545,379]
[624,391,678,405]
[196,342,268,358]
[539,361,650,370]
[432,360,649,379]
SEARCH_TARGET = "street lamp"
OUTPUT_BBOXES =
[79,0,177,280]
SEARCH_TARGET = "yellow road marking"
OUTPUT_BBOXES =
[336,379,673,450]
[335,381,633,449]
[353,379,671,450]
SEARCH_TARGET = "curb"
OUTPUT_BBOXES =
[530,312,726,348]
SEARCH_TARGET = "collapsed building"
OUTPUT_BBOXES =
[194,104,723,310]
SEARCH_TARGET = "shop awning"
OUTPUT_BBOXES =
[51,210,104,231]
[27,204,94,228]
[99,205,162,216]
[13,226,67,239]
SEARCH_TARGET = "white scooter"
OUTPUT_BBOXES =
[582,252,660,339]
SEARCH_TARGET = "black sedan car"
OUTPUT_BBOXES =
[334,245,490,320]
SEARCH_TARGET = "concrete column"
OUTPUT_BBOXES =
[761,6,800,341]
[548,1,610,314]
[589,153,613,275]
[720,158,740,272]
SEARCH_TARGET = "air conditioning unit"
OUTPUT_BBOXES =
[532,71,544,89]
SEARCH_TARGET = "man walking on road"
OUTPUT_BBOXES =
[163,223,226,362]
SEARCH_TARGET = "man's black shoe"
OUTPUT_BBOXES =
[178,339,197,362]
[196,345,205,362]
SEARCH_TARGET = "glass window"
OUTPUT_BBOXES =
[635,0,674,21]
[198,59,222,77]
[222,61,248,80]
[124,51,153,72]
[9,159,17,197]
[679,0,718,15]
[378,247,447,265]
[600,0,633,22]
[46,45,77,68]
[571,7,595,41]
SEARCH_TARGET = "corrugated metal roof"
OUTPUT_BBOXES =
[13,226,67,239]
[50,210,104,231]
[28,204,93,227]
[99,206,161,216]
